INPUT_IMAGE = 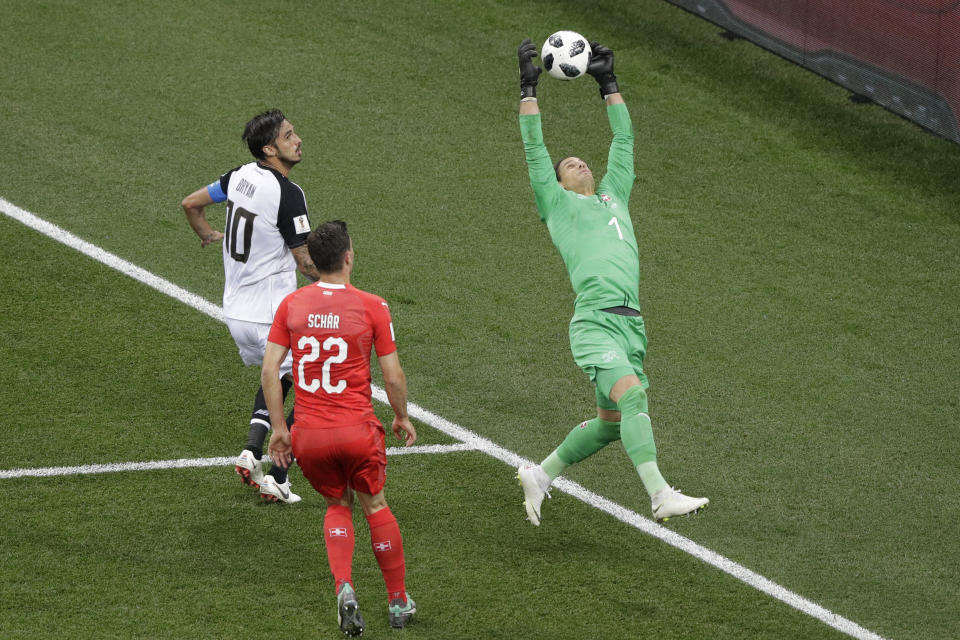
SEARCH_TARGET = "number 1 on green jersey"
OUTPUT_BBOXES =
[608,216,623,240]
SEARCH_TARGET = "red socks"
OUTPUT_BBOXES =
[324,504,355,590]
[325,504,407,602]
[365,507,407,601]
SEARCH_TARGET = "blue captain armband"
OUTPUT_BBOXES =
[206,181,227,203]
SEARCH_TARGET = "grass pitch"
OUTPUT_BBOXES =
[1,1,958,638]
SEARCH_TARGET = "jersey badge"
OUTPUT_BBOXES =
[600,194,611,202]
[293,215,310,234]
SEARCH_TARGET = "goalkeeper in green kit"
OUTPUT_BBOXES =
[515,37,708,523]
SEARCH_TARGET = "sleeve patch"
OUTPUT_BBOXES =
[293,215,311,234]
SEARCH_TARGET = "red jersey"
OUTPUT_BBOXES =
[268,281,397,429]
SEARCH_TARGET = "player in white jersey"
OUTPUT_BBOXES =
[182,109,323,503]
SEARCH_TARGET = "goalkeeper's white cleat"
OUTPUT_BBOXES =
[517,464,552,526]
[235,449,264,488]
[651,486,708,522]
[259,475,302,504]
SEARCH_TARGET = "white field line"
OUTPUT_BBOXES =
[1,197,888,640]
[0,444,477,479]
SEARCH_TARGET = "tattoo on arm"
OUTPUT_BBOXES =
[291,245,322,282]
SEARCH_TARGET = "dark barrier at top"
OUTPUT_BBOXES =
[665,0,960,143]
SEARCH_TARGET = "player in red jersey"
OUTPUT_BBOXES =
[261,220,417,636]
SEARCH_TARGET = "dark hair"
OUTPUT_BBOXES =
[553,156,571,182]
[307,220,351,273]
[242,109,286,160]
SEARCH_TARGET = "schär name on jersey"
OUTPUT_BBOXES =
[307,313,340,329]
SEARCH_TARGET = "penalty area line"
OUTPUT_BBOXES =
[0,443,477,480]
[1,196,889,640]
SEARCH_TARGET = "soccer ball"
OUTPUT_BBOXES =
[541,31,592,80]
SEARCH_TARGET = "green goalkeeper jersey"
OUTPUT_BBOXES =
[520,102,640,312]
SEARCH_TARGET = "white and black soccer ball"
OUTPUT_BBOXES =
[541,31,592,80]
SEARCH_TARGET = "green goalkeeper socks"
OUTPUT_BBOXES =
[542,417,622,480]
[539,386,667,496]
[635,461,668,497]
[541,451,569,480]
[617,385,668,496]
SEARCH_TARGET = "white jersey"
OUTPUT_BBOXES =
[211,162,311,323]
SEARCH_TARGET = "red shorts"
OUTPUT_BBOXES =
[292,421,387,500]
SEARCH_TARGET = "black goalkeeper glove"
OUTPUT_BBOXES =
[518,38,542,99]
[587,42,619,98]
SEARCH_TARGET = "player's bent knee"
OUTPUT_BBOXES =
[609,374,644,405]
[616,384,648,416]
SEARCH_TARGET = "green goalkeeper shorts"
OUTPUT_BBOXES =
[568,308,649,411]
